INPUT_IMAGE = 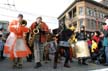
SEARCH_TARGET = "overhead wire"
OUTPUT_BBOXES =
[0,0,58,26]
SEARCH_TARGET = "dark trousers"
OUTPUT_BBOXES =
[78,57,87,64]
[27,45,34,61]
[0,46,4,59]
[54,46,70,66]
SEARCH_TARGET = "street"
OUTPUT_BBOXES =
[0,58,108,71]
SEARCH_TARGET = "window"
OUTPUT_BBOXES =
[68,10,72,18]
[96,11,99,18]
[86,8,89,16]
[98,22,102,29]
[79,7,83,15]
[99,12,101,18]
[87,19,91,29]
[102,13,105,19]
[86,8,92,16]
[0,24,3,29]
[92,20,96,30]
[79,19,83,27]
[94,11,96,17]
[73,7,76,17]
[91,9,94,16]
[88,19,96,30]
[92,9,95,17]
[91,20,94,29]
[100,12,103,19]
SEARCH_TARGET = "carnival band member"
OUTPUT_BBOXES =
[76,26,90,65]
[68,25,77,62]
[29,17,49,68]
[4,14,31,69]
[53,25,72,69]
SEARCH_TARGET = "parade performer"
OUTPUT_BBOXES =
[53,24,72,69]
[76,26,90,65]
[68,25,77,62]
[4,14,31,69]
[29,17,49,68]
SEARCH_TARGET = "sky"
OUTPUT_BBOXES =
[0,0,102,29]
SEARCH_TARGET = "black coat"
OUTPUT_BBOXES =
[76,31,87,41]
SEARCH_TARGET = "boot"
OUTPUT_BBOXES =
[64,64,70,68]
[53,63,57,69]
[34,62,42,69]
[78,59,82,64]
[17,64,23,69]
[12,63,17,69]
[82,59,88,65]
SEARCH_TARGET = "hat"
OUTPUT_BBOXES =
[36,16,42,20]
[80,25,85,29]
[104,15,108,19]
[102,23,106,25]
[18,14,23,18]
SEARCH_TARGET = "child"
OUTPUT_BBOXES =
[91,39,98,62]
[87,37,92,50]
[87,37,92,61]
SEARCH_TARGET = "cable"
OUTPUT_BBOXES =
[12,0,17,11]
[0,6,57,18]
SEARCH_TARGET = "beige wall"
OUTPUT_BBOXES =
[58,1,108,31]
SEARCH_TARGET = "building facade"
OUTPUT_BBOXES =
[100,0,108,6]
[58,0,108,32]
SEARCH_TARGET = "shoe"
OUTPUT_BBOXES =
[53,64,57,69]
[70,60,73,63]
[64,64,70,68]
[78,60,81,64]
[45,61,48,64]
[27,60,32,62]
[48,58,51,61]
[34,62,42,69]
[17,64,23,69]
[12,64,17,69]
[82,62,88,65]
[104,63,108,66]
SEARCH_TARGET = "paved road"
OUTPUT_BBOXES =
[0,58,108,71]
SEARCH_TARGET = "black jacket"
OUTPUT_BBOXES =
[76,31,87,41]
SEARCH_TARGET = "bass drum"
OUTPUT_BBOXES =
[75,41,90,58]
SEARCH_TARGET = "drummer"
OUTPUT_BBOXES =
[76,25,89,65]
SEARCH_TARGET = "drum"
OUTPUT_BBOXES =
[59,41,70,47]
[75,41,90,58]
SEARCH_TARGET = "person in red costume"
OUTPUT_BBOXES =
[4,14,31,69]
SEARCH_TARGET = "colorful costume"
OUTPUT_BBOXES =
[30,21,49,68]
[76,28,90,65]
[68,26,77,60]
[4,20,31,68]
